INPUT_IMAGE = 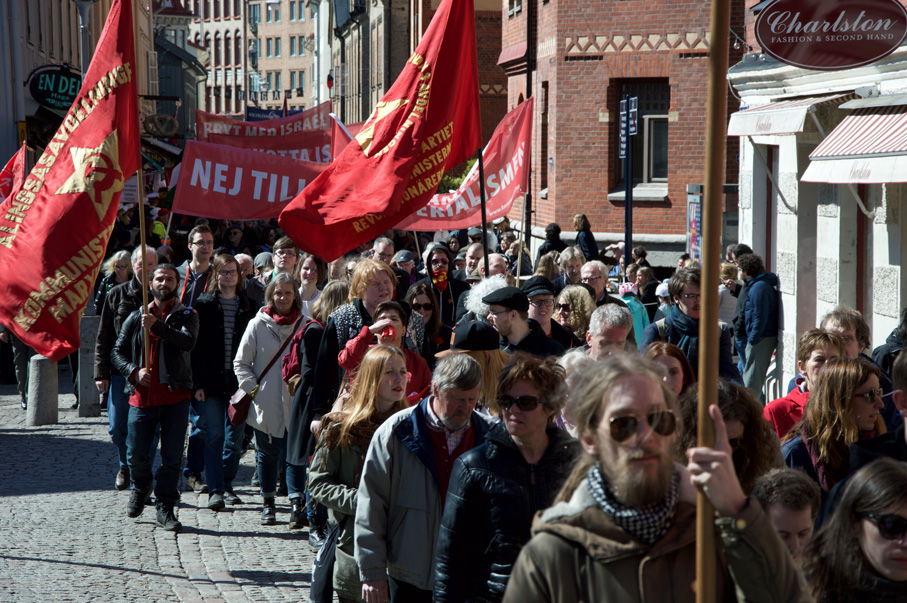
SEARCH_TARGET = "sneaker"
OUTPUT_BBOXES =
[308,523,328,549]
[186,473,208,493]
[207,492,225,511]
[126,489,151,518]
[224,490,243,505]
[288,499,307,530]
[261,497,277,526]
[115,466,130,491]
[155,503,182,532]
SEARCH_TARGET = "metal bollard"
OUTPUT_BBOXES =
[26,355,58,426]
[79,315,101,417]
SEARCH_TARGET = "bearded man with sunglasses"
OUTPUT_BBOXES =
[502,355,810,602]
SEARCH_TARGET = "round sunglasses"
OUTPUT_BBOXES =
[609,411,676,442]
[863,513,907,541]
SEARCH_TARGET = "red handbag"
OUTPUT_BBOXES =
[228,318,301,427]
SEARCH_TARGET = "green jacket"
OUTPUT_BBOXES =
[502,477,813,603]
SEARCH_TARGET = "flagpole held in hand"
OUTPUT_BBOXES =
[413,231,422,264]
[135,169,151,370]
[478,148,490,278]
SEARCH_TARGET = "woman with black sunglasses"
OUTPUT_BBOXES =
[803,457,907,602]
[433,352,579,603]
[405,283,451,369]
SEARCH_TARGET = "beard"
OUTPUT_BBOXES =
[151,287,176,303]
[602,447,674,508]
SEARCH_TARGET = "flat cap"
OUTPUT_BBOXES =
[482,286,529,312]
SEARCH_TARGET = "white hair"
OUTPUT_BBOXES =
[464,273,509,318]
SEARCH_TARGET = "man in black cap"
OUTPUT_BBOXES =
[522,276,582,350]
[483,287,565,359]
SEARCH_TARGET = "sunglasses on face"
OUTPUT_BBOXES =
[411,303,432,311]
[855,388,882,402]
[556,303,571,312]
[609,410,677,443]
[863,513,907,541]
[497,395,541,412]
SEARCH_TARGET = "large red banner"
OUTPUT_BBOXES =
[279,0,481,260]
[171,141,327,219]
[395,98,533,231]
[206,130,332,163]
[0,0,139,361]
[195,101,331,141]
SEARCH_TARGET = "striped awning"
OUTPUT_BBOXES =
[727,94,851,137]
[802,106,907,183]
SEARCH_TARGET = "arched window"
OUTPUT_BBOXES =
[203,32,211,50]
[224,32,232,65]
[234,31,242,67]
[214,32,221,65]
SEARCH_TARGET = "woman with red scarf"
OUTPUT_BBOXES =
[782,357,886,497]
[234,272,304,525]
[408,243,468,329]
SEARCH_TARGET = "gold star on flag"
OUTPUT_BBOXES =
[56,131,125,221]
[355,99,409,157]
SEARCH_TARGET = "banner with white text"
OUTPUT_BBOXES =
[394,97,533,231]
[195,100,331,141]
[171,141,327,219]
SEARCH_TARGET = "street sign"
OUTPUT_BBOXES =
[619,97,638,158]
[28,64,82,111]
[629,97,638,136]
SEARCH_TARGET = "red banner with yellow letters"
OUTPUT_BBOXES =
[278,0,481,260]
[0,0,139,361]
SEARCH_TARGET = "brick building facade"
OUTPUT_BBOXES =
[500,0,744,266]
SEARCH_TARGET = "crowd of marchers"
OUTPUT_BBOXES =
[3,210,907,603]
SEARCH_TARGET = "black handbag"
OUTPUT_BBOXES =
[310,516,349,603]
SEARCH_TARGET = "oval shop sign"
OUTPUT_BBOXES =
[755,0,907,71]
[29,65,82,111]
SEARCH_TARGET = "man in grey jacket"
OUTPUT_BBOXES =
[355,354,493,603]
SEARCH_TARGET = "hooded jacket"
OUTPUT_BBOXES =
[743,271,780,343]
[502,469,811,603]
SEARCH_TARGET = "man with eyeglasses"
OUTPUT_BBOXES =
[483,286,565,359]
[177,224,215,308]
[503,355,809,602]
[522,276,581,349]
[580,260,635,345]
[640,268,741,382]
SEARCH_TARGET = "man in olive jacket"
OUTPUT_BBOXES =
[354,355,493,603]
[502,355,811,603]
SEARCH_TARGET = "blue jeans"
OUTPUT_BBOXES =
[253,428,286,498]
[735,335,747,378]
[305,486,327,524]
[108,374,130,467]
[286,461,306,500]
[127,400,190,506]
[110,373,159,472]
[200,396,243,494]
[183,397,206,478]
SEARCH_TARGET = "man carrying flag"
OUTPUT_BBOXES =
[0,0,140,361]
[279,0,481,261]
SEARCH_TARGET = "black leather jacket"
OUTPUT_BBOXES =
[433,422,578,602]
[191,292,255,398]
[94,278,146,380]
[112,301,199,395]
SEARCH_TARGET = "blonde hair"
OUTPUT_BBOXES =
[465,348,510,414]
[336,346,408,447]
[348,259,397,301]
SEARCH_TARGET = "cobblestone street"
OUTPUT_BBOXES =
[0,367,324,603]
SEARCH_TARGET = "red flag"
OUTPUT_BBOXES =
[0,145,27,203]
[279,0,481,251]
[395,98,533,231]
[0,0,139,361]
[207,130,332,162]
[171,141,327,219]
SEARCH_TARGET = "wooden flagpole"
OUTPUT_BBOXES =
[696,0,731,601]
[135,169,151,370]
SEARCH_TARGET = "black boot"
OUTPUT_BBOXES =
[288,498,307,530]
[261,497,277,525]
[308,521,328,549]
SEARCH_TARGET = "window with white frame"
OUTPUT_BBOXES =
[619,80,670,185]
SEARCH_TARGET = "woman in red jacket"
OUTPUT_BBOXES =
[338,300,431,405]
